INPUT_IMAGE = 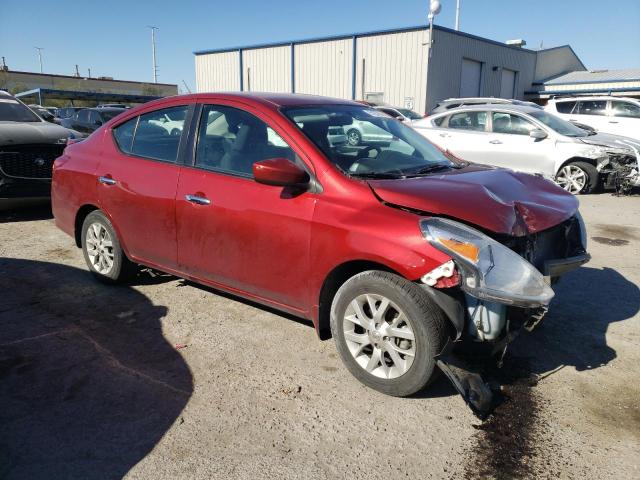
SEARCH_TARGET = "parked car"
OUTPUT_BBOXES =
[52,93,590,417]
[56,107,85,120]
[148,108,188,136]
[430,97,542,115]
[412,105,640,194]
[374,106,423,122]
[60,107,126,137]
[28,104,56,123]
[0,91,70,206]
[545,96,640,141]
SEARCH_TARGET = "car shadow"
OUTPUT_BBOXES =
[0,258,193,480]
[0,202,53,223]
[516,266,638,374]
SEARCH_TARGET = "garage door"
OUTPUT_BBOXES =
[460,59,482,97]
[500,69,517,98]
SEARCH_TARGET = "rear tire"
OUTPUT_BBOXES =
[555,161,599,194]
[330,271,448,397]
[346,128,362,146]
[81,210,135,284]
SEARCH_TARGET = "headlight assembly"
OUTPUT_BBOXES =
[420,218,554,308]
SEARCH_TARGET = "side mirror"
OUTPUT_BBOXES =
[253,158,309,187]
[529,128,547,140]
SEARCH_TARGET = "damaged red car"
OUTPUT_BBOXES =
[52,93,589,416]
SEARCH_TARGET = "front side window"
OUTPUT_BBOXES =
[555,101,577,114]
[195,105,296,176]
[491,112,536,135]
[283,105,452,178]
[577,100,607,116]
[129,106,188,162]
[528,111,587,137]
[611,101,640,118]
[447,111,487,131]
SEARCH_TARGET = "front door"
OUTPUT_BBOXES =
[176,103,316,311]
[96,104,190,269]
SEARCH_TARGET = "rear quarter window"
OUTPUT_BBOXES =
[113,117,138,153]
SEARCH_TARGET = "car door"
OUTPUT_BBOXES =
[97,104,192,270]
[175,102,316,311]
[436,110,493,164]
[609,100,640,139]
[485,111,556,176]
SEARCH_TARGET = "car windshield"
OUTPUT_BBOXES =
[529,110,589,137]
[0,98,41,122]
[396,108,423,120]
[283,105,453,178]
[99,110,126,122]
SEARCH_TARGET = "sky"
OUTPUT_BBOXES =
[2,0,639,92]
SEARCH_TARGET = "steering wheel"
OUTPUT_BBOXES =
[359,145,382,158]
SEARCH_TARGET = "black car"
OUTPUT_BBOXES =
[61,107,126,136]
[0,92,70,206]
[56,107,85,120]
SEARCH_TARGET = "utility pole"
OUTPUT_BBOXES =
[148,26,159,83]
[88,68,91,78]
[75,64,80,77]
[455,0,461,31]
[34,47,44,73]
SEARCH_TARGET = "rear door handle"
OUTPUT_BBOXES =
[98,176,116,185]
[489,139,502,144]
[185,194,211,206]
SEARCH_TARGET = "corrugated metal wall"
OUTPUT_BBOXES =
[426,29,537,110]
[242,46,291,93]
[195,50,240,92]
[294,39,353,99]
[355,30,429,113]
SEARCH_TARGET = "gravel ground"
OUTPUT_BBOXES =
[0,193,638,480]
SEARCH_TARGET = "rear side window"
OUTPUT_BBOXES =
[433,116,446,127]
[576,100,606,116]
[447,111,487,131]
[555,101,576,114]
[113,117,138,153]
[131,106,188,162]
[611,101,640,118]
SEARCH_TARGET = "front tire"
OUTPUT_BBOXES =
[81,210,135,283]
[330,271,448,397]
[555,161,599,194]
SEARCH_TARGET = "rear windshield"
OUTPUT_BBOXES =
[0,98,41,122]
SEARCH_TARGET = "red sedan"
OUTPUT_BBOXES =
[52,93,589,416]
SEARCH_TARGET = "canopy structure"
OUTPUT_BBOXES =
[14,88,163,106]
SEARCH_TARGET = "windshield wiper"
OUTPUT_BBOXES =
[350,172,406,179]
[409,163,454,176]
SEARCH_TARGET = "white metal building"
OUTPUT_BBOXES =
[194,25,586,113]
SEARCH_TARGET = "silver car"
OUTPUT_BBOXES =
[412,105,640,194]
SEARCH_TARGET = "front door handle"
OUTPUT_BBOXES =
[98,176,116,185]
[489,139,502,144]
[185,194,211,206]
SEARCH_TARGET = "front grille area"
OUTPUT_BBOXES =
[0,144,64,180]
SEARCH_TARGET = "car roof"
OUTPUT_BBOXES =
[551,96,639,102]
[182,92,362,109]
[431,104,543,115]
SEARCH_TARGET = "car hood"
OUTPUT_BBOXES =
[367,164,578,236]
[0,121,70,147]
[578,132,640,153]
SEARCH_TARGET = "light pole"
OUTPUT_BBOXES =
[425,0,441,114]
[455,0,461,31]
[34,47,44,73]
[148,26,159,83]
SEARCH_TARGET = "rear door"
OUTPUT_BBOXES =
[176,102,316,311]
[97,104,192,269]
[438,110,491,163]
[572,100,609,132]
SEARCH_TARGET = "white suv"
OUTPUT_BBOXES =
[545,96,640,141]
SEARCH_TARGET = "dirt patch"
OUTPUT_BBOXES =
[591,237,630,246]
[592,224,639,241]
[45,247,74,260]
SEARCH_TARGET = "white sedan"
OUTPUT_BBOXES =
[411,104,640,194]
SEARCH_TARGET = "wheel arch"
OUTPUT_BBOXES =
[555,156,598,176]
[74,204,100,247]
[316,260,399,340]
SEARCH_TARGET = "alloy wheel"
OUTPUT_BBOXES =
[85,222,115,274]
[555,165,587,194]
[347,130,360,146]
[343,293,416,379]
